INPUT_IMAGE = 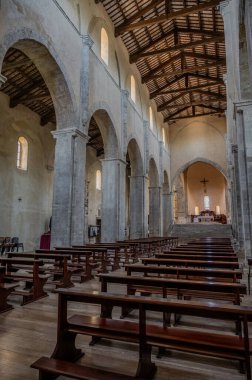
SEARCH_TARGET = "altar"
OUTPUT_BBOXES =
[196,215,214,222]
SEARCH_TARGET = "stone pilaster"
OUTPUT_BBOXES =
[121,90,129,156]
[80,34,94,132]
[234,101,252,256]
[51,128,88,248]
[143,121,149,175]
[100,158,126,242]
[162,187,171,236]
[149,186,162,237]
[231,144,244,250]
[129,175,148,238]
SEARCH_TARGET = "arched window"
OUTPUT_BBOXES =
[17,136,28,170]
[162,128,166,145]
[130,75,136,103]
[149,106,153,130]
[204,195,210,210]
[96,169,101,190]
[101,27,109,65]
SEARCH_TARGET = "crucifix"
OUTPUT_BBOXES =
[200,177,209,194]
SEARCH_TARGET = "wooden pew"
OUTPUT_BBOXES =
[8,252,77,288]
[125,264,243,283]
[155,253,238,262]
[142,257,240,270]
[31,289,252,380]
[0,265,19,313]
[164,249,237,257]
[54,246,110,273]
[0,257,48,305]
[98,273,246,306]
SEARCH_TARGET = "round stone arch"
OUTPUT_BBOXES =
[88,104,120,159]
[149,156,160,187]
[171,157,227,189]
[127,138,144,176]
[0,28,78,130]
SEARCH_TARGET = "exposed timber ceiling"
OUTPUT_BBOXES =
[96,0,226,123]
[1,48,56,126]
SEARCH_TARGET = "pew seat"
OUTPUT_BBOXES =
[31,356,138,380]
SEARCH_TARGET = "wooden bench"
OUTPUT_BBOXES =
[8,252,78,288]
[125,264,243,282]
[155,253,238,262]
[0,265,19,313]
[31,356,140,380]
[31,289,252,380]
[98,273,246,308]
[142,257,240,270]
[0,257,49,305]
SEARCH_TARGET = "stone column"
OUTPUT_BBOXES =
[149,186,162,237]
[234,103,252,255]
[80,34,94,131]
[232,144,244,250]
[162,188,170,236]
[129,175,148,239]
[51,128,88,248]
[100,158,126,242]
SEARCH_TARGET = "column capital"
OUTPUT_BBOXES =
[81,34,94,49]
[219,0,231,16]
[101,158,127,165]
[52,128,89,140]
[0,73,7,88]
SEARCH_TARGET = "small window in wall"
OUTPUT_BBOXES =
[130,75,136,103]
[96,169,101,190]
[162,128,166,145]
[101,27,109,65]
[149,106,153,130]
[17,136,28,170]
[204,195,210,210]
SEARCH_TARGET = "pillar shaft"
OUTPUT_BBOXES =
[129,175,148,239]
[51,128,88,247]
[101,158,126,242]
[149,186,161,237]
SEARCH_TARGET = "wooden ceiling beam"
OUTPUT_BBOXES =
[9,79,44,108]
[184,52,225,61]
[165,110,225,122]
[40,110,55,126]
[161,99,226,110]
[194,89,226,99]
[151,81,224,99]
[115,0,164,37]
[189,73,224,84]
[129,27,224,63]
[144,60,226,82]
[142,53,182,83]
[150,74,187,98]
[132,35,224,62]
[2,58,31,70]
[87,132,102,144]
[115,0,221,36]
[166,106,192,119]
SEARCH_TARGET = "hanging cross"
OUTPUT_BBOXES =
[200,178,209,193]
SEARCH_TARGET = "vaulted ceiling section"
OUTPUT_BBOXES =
[96,0,226,123]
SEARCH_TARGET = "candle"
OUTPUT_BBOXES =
[195,206,199,216]
[216,205,220,215]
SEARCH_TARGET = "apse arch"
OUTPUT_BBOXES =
[172,157,227,189]
[0,28,78,129]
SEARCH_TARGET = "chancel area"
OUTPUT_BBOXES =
[1,0,252,379]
